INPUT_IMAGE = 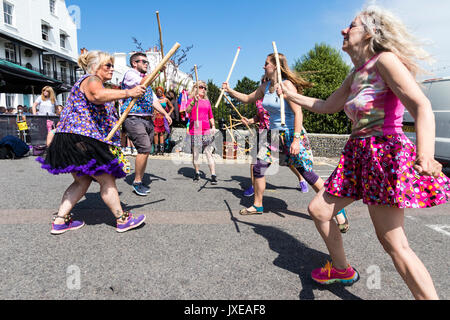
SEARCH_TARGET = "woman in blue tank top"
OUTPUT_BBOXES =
[222,53,348,230]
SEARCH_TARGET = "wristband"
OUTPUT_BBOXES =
[294,132,301,139]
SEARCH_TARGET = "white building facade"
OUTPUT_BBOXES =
[112,47,194,93]
[0,0,79,110]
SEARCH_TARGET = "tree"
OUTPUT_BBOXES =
[293,43,352,134]
[208,77,259,130]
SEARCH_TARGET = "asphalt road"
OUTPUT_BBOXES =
[0,155,449,301]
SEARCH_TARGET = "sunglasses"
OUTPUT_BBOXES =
[104,63,115,69]
[198,86,207,90]
[136,60,149,65]
[348,23,363,30]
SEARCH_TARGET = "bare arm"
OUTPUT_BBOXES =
[166,98,175,116]
[186,96,196,115]
[222,82,265,104]
[376,52,441,176]
[283,80,304,154]
[32,101,39,115]
[278,74,353,114]
[153,98,173,125]
[81,76,145,105]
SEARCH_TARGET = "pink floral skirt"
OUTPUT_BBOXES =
[325,134,450,208]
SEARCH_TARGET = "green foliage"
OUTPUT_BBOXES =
[294,43,352,134]
[209,77,259,130]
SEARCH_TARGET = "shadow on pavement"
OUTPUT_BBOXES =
[124,172,167,187]
[70,192,165,228]
[224,202,362,300]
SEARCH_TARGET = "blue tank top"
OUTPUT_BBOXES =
[262,81,295,131]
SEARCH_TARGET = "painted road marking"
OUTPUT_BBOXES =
[426,225,450,237]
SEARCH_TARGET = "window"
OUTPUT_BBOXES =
[42,24,50,41]
[5,42,15,62]
[60,62,68,82]
[60,33,66,48]
[5,93,15,108]
[43,58,51,76]
[3,1,13,25]
[49,0,56,15]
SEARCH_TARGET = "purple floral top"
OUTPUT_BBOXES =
[56,74,120,146]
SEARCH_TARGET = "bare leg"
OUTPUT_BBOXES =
[134,153,149,184]
[54,173,93,224]
[204,145,216,176]
[192,146,200,173]
[93,174,125,221]
[289,165,305,182]
[253,176,266,208]
[306,175,347,225]
[368,205,439,300]
[308,188,355,270]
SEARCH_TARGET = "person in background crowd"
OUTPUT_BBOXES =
[153,86,174,155]
[0,106,6,114]
[32,86,56,116]
[55,105,64,117]
[166,89,180,124]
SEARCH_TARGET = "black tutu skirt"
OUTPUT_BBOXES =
[37,133,126,179]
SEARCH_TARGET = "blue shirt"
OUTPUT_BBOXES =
[262,81,295,131]
[120,69,156,116]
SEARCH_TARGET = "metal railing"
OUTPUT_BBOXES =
[0,54,79,86]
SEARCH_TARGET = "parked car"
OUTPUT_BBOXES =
[403,77,450,166]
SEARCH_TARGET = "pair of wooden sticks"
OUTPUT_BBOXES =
[214,43,286,127]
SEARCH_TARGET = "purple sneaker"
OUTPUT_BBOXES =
[243,186,255,197]
[299,181,309,193]
[116,212,146,233]
[51,214,85,235]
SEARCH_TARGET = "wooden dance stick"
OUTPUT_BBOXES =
[223,94,254,136]
[213,47,241,109]
[156,11,167,84]
[106,42,181,141]
[272,41,286,127]
[227,115,236,143]
[224,121,243,130]
[194,65,200,127]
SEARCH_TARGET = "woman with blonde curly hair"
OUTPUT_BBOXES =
[278,5,449,299]
[37,50,148,235]
[32,86,56,115]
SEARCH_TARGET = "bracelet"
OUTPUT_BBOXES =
[293,132,302,139]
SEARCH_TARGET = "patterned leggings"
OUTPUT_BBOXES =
[253,159,319,185]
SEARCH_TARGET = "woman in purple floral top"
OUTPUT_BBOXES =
[38,50,148,235]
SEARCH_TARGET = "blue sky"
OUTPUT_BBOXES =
[66,0,450,86]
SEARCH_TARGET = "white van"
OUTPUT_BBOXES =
[403,77,450,166]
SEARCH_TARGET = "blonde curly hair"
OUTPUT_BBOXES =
[358,4,433,76]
